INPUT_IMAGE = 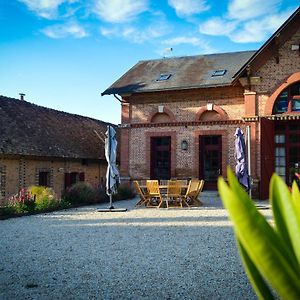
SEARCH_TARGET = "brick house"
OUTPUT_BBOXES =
[0,95,115,205]
[103,7,300,199]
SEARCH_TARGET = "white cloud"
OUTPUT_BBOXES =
[199,17,237,36]
[94,0,148,23]
[100,21,170,43]
[199,3,296,44]
[100,12,171,43]
[229,9,295,43]
[168,0,209,17]
[163,36,202,46]
[227,0,281,21]
[42,22,88,38]
[162,36,215,54]
[18,0,70,19]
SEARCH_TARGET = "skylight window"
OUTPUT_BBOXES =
[156,74,171,81]
[212,69,227,77]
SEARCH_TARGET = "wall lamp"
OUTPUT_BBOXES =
[181,140,188,150]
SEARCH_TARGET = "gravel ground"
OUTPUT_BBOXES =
[0,193,271,300]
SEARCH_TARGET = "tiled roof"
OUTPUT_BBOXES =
[102,50,256,95]
[0,96,114,160]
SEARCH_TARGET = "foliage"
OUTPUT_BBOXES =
[62,182,97,205]
[8,188,36,213]
[28,186,57,210]
[1,187,70,217]
[218,168,300,299]
[1,182,135,217]
[63,182,135,205]
[113,184,136,201]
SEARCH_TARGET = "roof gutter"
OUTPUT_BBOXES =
[113,94,126,103]
[100,91,126,103]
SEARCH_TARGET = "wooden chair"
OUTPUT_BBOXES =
[164,180,182,208]
[146,180,163,208]
[194,180,204,206]
[133,181,150,207]
[182,179,203,207]
[159,179,168,186]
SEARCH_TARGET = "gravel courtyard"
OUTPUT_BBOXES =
[0,193,271,300]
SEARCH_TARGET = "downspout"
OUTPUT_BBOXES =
[113,94,126,103]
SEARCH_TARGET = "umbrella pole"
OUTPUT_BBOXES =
[109,194,114,209]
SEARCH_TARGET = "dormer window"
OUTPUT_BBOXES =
[156,74,172,81]
[212,69,226,77]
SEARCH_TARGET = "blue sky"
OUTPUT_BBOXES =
[0,0,298,124]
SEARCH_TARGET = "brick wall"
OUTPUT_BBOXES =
[0,156,107,205]
[251,27,300,182]
[120,26,300,199]
[254,27,300,115]
[128,123,247,179]
[129,86,245,123]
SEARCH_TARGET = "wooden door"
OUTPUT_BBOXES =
[150,137,171,180]
[200,135,222,190]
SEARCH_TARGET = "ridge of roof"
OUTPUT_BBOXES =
[0,95,116,127]
[137,50,257,63]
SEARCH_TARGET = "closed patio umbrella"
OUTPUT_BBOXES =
[98,125,126,212]
[234,127,250,191]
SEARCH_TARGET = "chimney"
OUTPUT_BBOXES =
[19,93,25,101]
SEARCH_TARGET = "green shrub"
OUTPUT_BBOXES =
[63,182,97,205]
[218,168,300,299]
[113,184,136,201]
[0,205,17,216]
[28,186,57,210]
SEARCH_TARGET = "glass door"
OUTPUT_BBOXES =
[200,135,222,190]
[150,137,171,180]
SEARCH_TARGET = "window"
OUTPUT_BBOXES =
[275,146,286,181]
[212,69,226,77]
[65,172,85,189]
[273,82,300,114]
[156,74,171,81]
[274,121,300,185]
[39,171,50,187]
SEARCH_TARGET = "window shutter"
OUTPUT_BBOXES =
[64,173,71,189]
[79,172,85,182]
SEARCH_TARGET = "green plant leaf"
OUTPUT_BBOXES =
[291,181,300,217]
[218,169,300,299]
[237,238,275,300]
[270,174,300,266]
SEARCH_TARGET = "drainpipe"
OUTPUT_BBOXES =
[246,125,252,198]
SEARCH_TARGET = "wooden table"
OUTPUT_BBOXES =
[140,185,188,195]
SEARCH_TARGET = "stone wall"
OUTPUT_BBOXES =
[0,156,107,205]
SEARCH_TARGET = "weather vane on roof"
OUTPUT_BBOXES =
[163,47,173,58]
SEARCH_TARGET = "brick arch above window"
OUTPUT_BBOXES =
[265,72,300,115]
[148,107,176,123]
[195,105,228,121]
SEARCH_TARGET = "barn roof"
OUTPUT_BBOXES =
[0,95,115,160]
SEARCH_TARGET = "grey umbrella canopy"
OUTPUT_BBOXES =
[98,125,126,212]
[234,127,250,191]
[105,125,120,200]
